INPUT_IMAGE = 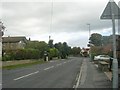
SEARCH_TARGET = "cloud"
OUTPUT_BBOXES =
[1,0,120,47]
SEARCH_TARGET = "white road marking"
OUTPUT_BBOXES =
[79,61,87,85]
[50,61,56,62]
[14,71,39,81]
[73,60,85,88]
[56,63,62,66]
[63,62,66,64]
[74,64,82,88]
[44,66,54,70]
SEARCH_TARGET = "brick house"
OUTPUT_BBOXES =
[2,36,28,50]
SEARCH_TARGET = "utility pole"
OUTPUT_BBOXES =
[0,20,5,90]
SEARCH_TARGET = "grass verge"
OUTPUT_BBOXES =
[2,60,46,70]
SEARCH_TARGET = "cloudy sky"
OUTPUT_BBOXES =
[1,0,120,48]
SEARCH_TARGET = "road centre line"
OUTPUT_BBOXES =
[14,71,39,81]
[44,66,54,70]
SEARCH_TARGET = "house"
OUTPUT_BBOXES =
[102,35,120,67]
[116,35,120,64]
[2,36,28,50]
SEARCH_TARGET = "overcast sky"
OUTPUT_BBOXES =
[1,0,120,48]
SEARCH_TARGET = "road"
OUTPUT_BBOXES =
[2,57,83,88]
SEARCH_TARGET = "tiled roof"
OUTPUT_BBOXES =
[2,36,28,43]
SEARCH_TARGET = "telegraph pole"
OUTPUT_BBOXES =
[0,20,5,90]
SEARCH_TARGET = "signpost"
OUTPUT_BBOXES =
[100,0,120,88]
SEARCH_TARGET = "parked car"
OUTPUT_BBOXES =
[94,55,110,61]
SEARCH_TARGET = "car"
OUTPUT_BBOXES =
[94,55,110,61]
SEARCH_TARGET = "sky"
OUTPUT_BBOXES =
[0,0,120,48]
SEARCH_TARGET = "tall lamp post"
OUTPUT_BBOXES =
[87,24,91,38]
[87,24,92,61]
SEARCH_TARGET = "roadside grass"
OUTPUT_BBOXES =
[2,60,46,70]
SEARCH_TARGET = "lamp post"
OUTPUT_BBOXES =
[87,24,92,61]
[87,24,91,38]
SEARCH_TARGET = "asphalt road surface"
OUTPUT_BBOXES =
[2,57,83,88]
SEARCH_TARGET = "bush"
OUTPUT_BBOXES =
[2,49,40,61]
[49,48,59,60]
[2,55,11,61]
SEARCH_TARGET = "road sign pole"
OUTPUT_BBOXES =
[100,0,120,88]
[111,13,118,89]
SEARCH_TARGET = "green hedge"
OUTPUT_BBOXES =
[2,49,40,61]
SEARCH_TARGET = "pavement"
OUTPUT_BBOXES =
[77,58,112,88]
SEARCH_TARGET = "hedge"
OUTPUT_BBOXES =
[2,49,40,61]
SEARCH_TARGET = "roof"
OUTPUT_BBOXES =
[2,36,28,43]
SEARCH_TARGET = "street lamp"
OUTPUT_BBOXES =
[87,23,92,61]
[87,24,91,38]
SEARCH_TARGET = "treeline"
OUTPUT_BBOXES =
[2,40,81,61]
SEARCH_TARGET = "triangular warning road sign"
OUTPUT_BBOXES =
[100,1,120,19]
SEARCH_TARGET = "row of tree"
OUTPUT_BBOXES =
[48,39,81,59]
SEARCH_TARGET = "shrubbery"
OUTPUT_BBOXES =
[2,49,40,61]
[49,48,59,60]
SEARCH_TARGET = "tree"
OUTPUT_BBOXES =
[54,42,71,59]
[25,41,48,58]
[89,33,102,46]
[71,47,81,56]
[49,48,59,60]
